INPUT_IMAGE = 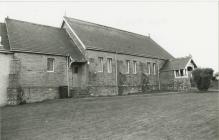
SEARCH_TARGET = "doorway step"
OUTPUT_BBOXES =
[70,87,90,98]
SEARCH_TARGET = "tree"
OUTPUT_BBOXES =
[192,68,214,91]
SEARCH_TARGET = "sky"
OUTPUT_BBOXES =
[0,0,218,72]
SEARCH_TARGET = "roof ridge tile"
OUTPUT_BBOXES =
[6,18,60,30]
[64,16,149,39]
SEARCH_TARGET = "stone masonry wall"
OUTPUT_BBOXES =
[21,87,59,103]
[160,70,191,91]
[0,53,12,106]
[173,78,191,91]
[160,71,175,91]
[86,50,166,96]
[8,53,68,103]
[14,53,68,87]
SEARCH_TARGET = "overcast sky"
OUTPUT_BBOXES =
[0,0,218,72]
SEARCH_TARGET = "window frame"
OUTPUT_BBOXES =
[98,57,104,72]
[133,61,137,74]
[175,69,189,78]
[175,70,179,77]
[126,60,130,74]
[153,63,156,75]
[47,58,55,72]
[180,69,184,76]
[147,62,151,75]
[107,58,112,73]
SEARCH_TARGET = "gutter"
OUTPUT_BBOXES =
[8,49,87,63]
[0,50,13,54]
[86,47,168,61]
[158,63,161,90]
[10,49,67,57]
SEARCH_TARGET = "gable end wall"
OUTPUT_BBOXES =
[62,22,86,55]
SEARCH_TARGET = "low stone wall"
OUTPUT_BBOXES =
[160,84,174,91]
[118,85,142,95]
[88,85,117,96]
[7,88,22,105]
[70,87,89,97]
[173,78,191,91]
[142,84,160,93]
[7,87,59,104]
[160,78,191,91]
[21,87,59,103]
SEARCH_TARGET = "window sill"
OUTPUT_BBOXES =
[175,76,188,78]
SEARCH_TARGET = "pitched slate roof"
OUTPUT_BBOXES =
[0,23,10,51]
[64,17,174,60]
[161,56,196,71]
[5,18,85,61]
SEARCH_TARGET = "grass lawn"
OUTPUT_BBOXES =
[1,92,218,140]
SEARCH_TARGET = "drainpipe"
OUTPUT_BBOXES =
[66,54,70,97]
[115,51,118,95]
[158,62,161,90]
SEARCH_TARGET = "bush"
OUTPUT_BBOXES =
[192,68,214,91]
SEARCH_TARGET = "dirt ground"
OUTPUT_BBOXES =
[1,92,218,140]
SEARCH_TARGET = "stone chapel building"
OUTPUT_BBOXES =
[0,17,197,105]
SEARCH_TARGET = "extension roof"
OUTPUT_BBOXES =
[161,56,197,71]
[5,18,85,61]
[64,16,174,60]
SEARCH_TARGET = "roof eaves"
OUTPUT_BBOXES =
[86,46,168,60]
[0,49,13,54]
[10,49,67,57]
[147,37,174,59]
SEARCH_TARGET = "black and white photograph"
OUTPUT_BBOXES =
[0,0,218,139]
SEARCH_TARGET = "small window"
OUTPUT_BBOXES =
[175,70,180,77]
[47,58,54,72]
[180,69,184,76]
[98,57,104,72]
[185,69,187,75]
[133,61,137,74]
[147,62,151,75]
[153,63,156,75]
[107,58,112,73]
[126,60,130,73]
